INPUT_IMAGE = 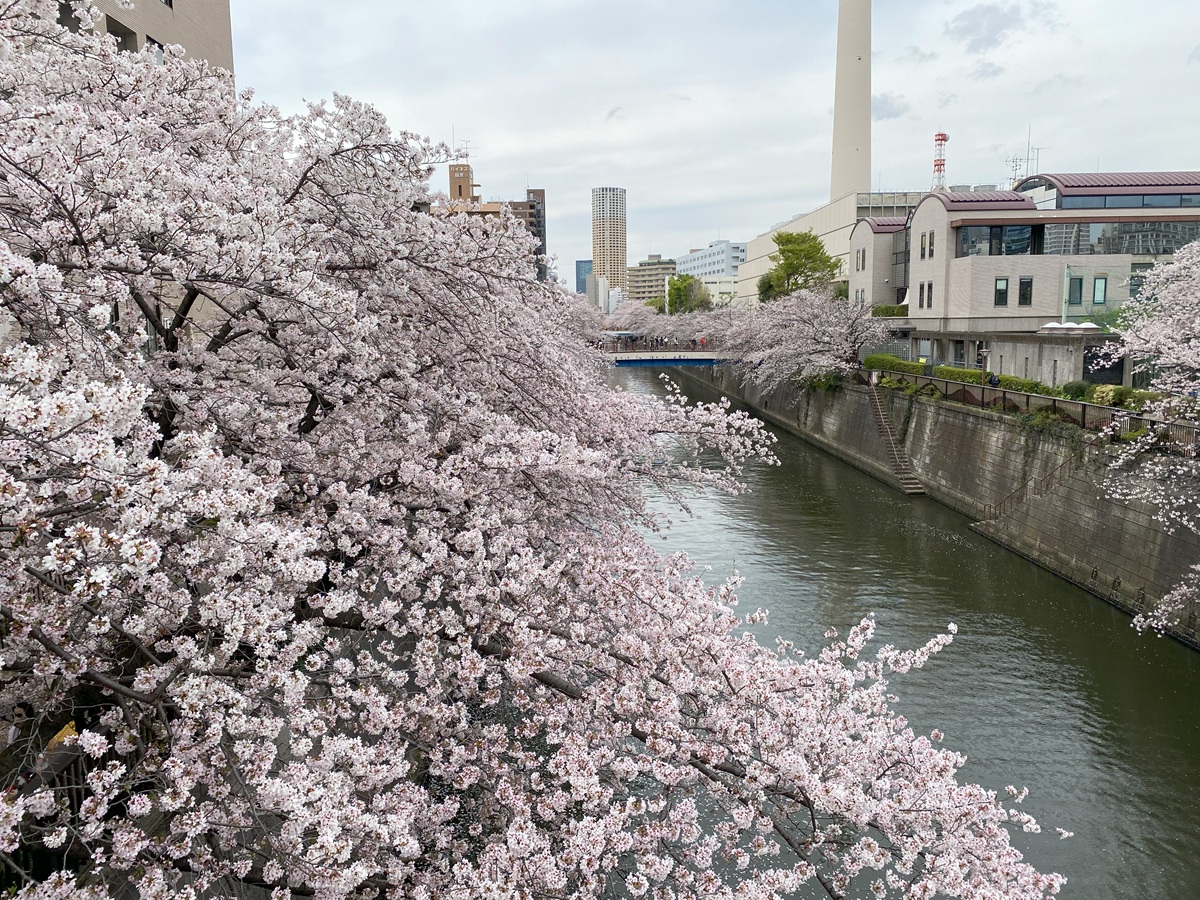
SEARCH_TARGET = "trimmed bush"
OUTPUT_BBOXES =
[871,304,909,318]
[1060,380,1089,400]
[867,353,1060,397]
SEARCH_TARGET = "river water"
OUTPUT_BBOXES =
[622,367,1200,899]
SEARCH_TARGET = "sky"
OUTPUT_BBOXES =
[228,1,1200,286]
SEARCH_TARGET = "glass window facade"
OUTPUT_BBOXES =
[959,221,1200,257]
[1061,194,1200,209]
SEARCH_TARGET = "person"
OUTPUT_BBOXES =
[4,701,33,748]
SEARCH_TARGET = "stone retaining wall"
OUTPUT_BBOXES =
[674,365,1200,646]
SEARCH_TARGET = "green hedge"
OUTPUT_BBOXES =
[865,354,1058,397]
[871,304,909,318]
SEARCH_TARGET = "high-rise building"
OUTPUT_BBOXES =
[627,255,676,307]
[63,0,235,72]
[575,260,593,295]
[591,187,627,292]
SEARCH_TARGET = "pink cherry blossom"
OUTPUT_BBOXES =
[0,4,1063,898]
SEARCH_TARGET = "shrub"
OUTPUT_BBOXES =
[871,304,909,318]
[1091,384,1131,407]
[1060,380,1089,400]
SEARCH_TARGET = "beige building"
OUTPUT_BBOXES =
[442,164,548,281]
[736,191,925,303]
[627,254,676,307]
[66,0,235,72]
[592,187,628,292]
[849,173,1200,384]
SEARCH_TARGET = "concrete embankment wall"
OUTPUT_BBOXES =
[675,365,1200,644]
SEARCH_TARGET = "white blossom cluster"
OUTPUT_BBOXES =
[1108,240,1200,630]
[0,3,1062,898]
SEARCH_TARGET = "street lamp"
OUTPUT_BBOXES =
[979,347,992,408]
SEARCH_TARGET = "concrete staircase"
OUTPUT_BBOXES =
[866,384,925,495]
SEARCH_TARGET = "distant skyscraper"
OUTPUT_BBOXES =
[576,260,593,295]
[591,187,627,292]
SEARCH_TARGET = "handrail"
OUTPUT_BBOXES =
[983,433,1105,520]
[866,382,909,476]
[869,368,1200,447]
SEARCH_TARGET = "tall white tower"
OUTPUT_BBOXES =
[591,187,628,292]
[830,0,871,202]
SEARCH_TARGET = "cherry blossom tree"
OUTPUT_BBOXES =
[1107,240,1200,630]
[0,4,1064,898]
[716,291,891,393]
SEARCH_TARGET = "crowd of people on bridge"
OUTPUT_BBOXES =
[601,335,712,354]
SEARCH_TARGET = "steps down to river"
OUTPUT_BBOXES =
[866,384,925,495]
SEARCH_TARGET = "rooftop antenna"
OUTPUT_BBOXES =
[1030,146,1048,176]
[1004,154,1025,188]
[1025,123,1032,178]
[932,132,949,192]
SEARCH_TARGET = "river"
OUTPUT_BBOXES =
[621,366,1200,899]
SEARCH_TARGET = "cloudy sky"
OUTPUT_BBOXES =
[228,1,1200,285]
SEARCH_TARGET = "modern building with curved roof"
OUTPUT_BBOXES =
[849,174,1200,386]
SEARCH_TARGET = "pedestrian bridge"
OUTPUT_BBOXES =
[602,350,725,367]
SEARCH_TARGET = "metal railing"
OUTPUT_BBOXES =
[863,369,1200,448]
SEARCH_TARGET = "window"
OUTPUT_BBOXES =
[919,282,925,309]
[1068,276,1083,305]
[920,232,927,259]
[1093,275,1108,304]
[105,16,138,53]
[147,36,164,65]
[927,282,933,308]
[994,277,1009,306]
[1061,196,1105,209]
[928,231,935,259]
[1130,263,1153,298]
[1018,277,1033,306]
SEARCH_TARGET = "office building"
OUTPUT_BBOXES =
[676,240,747,278]
[847,172,1200,384]
[575,260,593,295]
[592,187,628,292]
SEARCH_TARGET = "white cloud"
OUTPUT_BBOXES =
[944,3,1026,54]
[873,93,911,121]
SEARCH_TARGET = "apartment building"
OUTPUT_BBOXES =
[65,0,235,72]
[627,254,676,307]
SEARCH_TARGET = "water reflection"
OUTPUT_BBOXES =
[620,367,1200,899]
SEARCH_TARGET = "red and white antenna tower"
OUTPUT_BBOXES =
[932,132,949,192]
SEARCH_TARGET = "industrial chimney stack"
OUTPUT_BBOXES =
[830,0,872,202]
